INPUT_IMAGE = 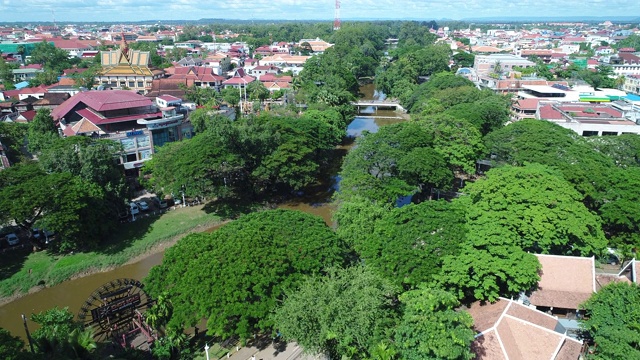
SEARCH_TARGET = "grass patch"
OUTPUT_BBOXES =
[0,205,224,299]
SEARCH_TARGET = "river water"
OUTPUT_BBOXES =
[0,84,404,339]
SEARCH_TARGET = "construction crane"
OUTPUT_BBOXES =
[333,0,341,31]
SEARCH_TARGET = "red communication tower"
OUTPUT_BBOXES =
[333,0,341,31]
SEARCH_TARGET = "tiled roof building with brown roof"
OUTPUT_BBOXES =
[529,254,596,311]
[468,298,583,360]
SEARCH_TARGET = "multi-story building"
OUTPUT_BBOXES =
[537,101,640,136]
[623,74,640,95]
[52,90,185,175]
[473,54,535,76]
[96,37,164,94]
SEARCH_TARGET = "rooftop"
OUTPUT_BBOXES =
[529,254,595,310]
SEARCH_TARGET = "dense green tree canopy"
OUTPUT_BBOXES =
[28,40,73,73]
[272,266,398,359]
[27,108,58,154]
[30,307,96,360]
[462,163,607,256]
[0,328,28,360]
[0,162,110,251]
[417,115,485,174]
[353,200,467,288]
[38,136,128,212]
[338,121,453,205]
[145,210,349,339]
[484,119,615,207]
[588,134,640,168]
[395,286,475,360]
[0,122,28,164]
[438,239,541,303]
[580,282,640,359]
[147,112,341,200]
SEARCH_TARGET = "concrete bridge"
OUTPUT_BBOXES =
[353,100,405,112]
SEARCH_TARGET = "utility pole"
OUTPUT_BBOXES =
[22,314,35,353]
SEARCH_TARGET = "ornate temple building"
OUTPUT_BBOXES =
[96,36,164,93]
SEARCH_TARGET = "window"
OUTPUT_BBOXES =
[602,131,619,136]
[582,131,599,137]
[137,81,143,88]
[121,138,135,151]
[140,150,152,160]
[128,81,135,88]
[136,135,150,148]
[126,153,137,162]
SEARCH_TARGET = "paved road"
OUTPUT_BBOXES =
[222,342,323,360]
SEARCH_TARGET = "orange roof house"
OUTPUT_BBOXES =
[468,298,583,360]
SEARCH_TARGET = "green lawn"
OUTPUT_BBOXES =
[0,205,224,299]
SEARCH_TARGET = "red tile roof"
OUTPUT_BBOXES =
[529,254,595,310]
[468,298,583,360]
[538,104,564,120]
[76,107,161,125]
[52,90,153,120]
[514,99,539,111]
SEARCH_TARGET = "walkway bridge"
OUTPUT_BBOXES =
[353,99,405,112]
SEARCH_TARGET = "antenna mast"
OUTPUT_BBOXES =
[51,9,57,30]
[333,0,341,31]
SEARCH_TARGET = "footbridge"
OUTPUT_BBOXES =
[353,99,405,112]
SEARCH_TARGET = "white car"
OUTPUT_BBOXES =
[136,201,150,211]
[5,233,19,246]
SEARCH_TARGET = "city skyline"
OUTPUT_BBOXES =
[0,0,639,23]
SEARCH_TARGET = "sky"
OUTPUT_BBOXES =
[0,0,638,23]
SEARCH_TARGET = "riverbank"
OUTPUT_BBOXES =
[0,204,230,306]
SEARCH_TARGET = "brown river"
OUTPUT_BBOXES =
[0,84,404,339]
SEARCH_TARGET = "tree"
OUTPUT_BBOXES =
[484,119,615,208]
[580,282,640,359]
[28,40,71,73]
[272,266,398,359]
[596,167,640,253]
[144,210,349,339]
[27,108,58,153]
[353,200,467,289]
[338,121,440,205]
[588,134,640,168]
[417,115,485,174]
[0,162,111,252]
[395,286,475,360]
[0,121,28,164]
[0,56,18,89]
[28,69,59,87]
[614,34,640,51]
[38,136,128,217]
[452,52,474,68]
[247,80,270,103]
[30,307,96,360]
[70,66,100,89]
[437,239,541,303]
[0,328,28,360]
[461,163,607,256]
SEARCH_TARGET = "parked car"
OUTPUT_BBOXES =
[129,202,140,216]
[153,197,168,209]
[136,201,150,211]
[5,233,19,246]
[34,228,55,244]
